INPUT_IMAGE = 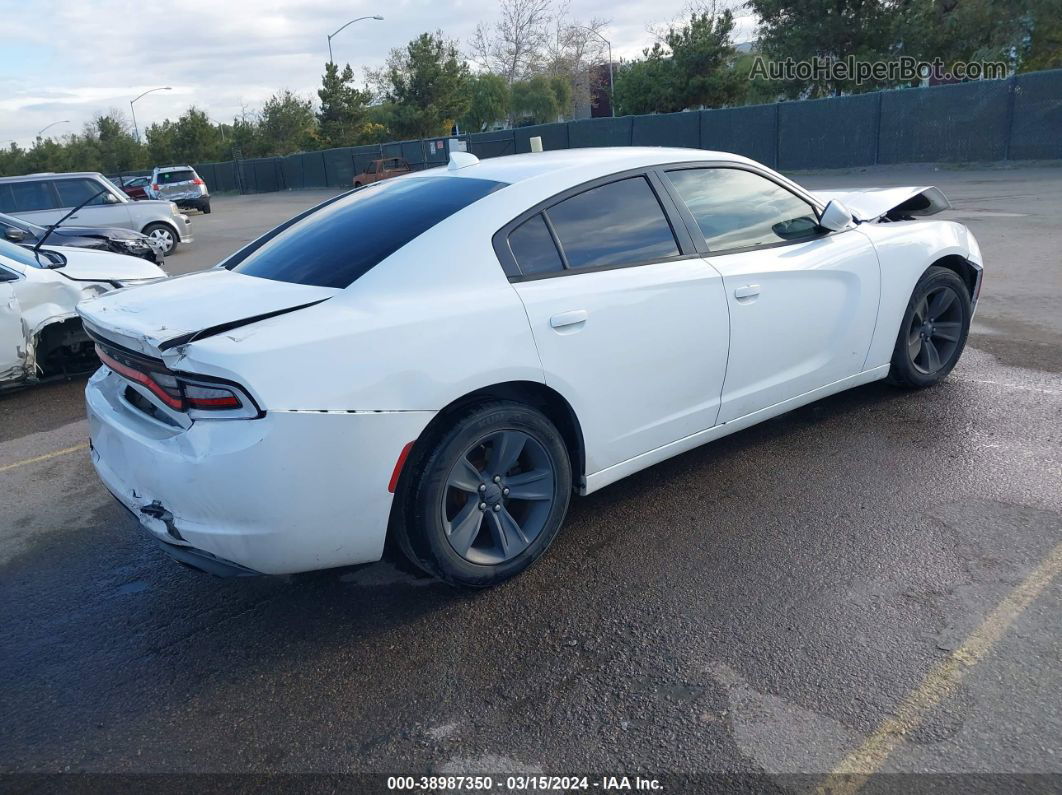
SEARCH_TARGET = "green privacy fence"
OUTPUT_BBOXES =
[183,70,1061,195]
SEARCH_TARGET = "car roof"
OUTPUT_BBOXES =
[435,147,755,185]
[0,171,106,183]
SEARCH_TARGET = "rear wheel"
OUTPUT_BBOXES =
[143,223,178,256]
[395,402,572,587]
[889,266,971,388]
[200,199,212,214]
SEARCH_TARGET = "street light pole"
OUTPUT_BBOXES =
[37,120,71,137]
[327,15,384,64]
[130,86,172,144]
[576,26,614,117]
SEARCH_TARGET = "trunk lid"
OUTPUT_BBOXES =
[814,186,951,222]
[77,269,340,357]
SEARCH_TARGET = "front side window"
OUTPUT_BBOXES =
[666,168,822,253]
[227,176,505,288]
[1,181,58,213]
[544,177,679,270]
[55,178,114,208]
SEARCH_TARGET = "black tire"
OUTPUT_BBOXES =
[394,401,572,588]
[889,265,971,388]
[142,222,178,256]
[201,199,212,214]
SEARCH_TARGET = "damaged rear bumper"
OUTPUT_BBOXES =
[86,367,434,575]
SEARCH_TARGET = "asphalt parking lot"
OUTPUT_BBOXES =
[1,165,1060,790]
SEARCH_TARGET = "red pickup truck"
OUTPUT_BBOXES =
[353,157,412,188]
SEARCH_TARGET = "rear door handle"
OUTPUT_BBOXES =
[734,284,760,300]
[550,309,588,329]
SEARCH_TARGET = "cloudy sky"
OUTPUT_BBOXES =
[1,0,756,148]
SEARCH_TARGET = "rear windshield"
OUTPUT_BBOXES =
[226,176,505,288]
[156,170,196,184]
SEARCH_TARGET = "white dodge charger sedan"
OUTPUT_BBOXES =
[78,148,982,586]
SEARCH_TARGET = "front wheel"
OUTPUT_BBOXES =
[142,223,178,256]
[889,265,971,388]
[395,402,572,587]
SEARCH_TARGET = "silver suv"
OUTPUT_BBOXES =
[150,165,210,214]
[0,172,193,255]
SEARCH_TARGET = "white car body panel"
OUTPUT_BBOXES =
[76,147,983,576]
[707,228,881,422]
[513,258,729,473]
[0,245,165,386]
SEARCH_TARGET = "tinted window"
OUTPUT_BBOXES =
[228,176,504,288]
[1,181,58,212]
[157,170,196,184]
[545,177,678,270]
[55,178,112,208]
[0,237,44,268]
[667,168,821,252]
[508,214,563,275]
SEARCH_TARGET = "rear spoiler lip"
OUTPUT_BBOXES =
[79,298,330,358]
[157,298,329,351]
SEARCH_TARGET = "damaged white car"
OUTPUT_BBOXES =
[0,239,165,387]
[78,147,982,587]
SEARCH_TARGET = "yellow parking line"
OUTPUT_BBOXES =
[0,442,89,474]
[818,539,1062,795]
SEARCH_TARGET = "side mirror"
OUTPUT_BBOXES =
[4,227,26,242]
[102,192,121,204]
[818,200,854,232]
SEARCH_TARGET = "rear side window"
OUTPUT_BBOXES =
[508,214,563,276]
[1,181,58,212]
[55,178,112,207]
[545,177,679,270]
[666,168,822,252]
[227,176,505,288]
[157,170,196,184]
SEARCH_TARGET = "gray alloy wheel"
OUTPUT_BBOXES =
[906,284,964,375]
[889,265,971,389]
[143,223,177,255]
[441,430,557,565]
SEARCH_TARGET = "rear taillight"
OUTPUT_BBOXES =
[151,184,159,191]
[96,345,259,419]
[192,178,204,186]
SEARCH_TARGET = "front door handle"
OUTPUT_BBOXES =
[734,284,760,300]
[550,309,588,329]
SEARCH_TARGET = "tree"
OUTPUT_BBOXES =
[258,90,318,154]
[614,46,684,115]
[172,107,221,163]
[747,0,897,97]
[666,11,744,108]
[461,73,511,131]
[469,0,553,84]
[613,10,744,115]
[91,112,144,173]
[510,75,570,124]
[317,61,375,147]
[384,32,471,139]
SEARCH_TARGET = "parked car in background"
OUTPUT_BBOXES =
[0,211,164,265]
[79,147,981,586]
[1,237,165,388]
[353,157,411,187]
[0,172,192,255]
[118,175,151,200]
[149,166,210,214]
